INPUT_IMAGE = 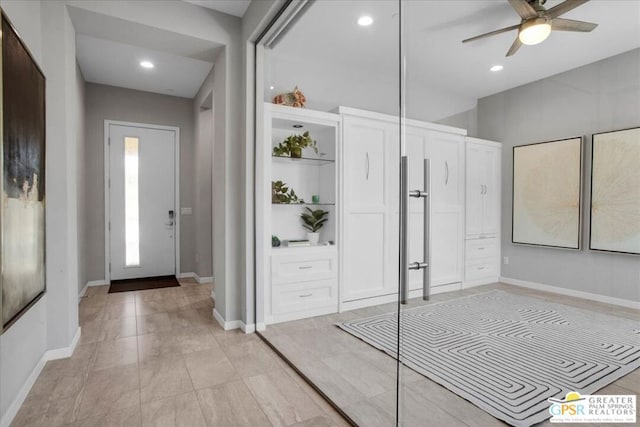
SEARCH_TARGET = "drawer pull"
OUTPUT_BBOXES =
[299,293,313,298]
[298,266,313,270]
[477,247,485,250]
[477,266,485,270]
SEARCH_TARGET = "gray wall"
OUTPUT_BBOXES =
[478,48,640,302]
[83,83,197,282]
[195,93,214,279]
[1,0,81,422]
[76,64,87,294]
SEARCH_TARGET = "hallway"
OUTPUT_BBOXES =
[12,279,348,426]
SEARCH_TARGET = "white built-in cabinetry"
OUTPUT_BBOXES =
[259,105,502,325]
[339,107,466,309]
[464,137,502,286]
[261,104,340,324]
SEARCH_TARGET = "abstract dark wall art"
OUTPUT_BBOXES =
[1,11,46,331]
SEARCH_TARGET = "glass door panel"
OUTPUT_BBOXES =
[256,1,405,426]
[398,1,640,426]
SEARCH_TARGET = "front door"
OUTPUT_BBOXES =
[108,123,177,280]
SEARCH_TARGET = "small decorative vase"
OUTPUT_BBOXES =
[291,147,302,158]
[307,232,319,245]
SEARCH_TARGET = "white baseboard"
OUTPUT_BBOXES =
[0,357,47,427]
[79,283,89,298]
[0,326,82,427]
[195,275,213,284]
[46,327,82,360]
[177,272,213,284]
[500,276,640,310]
[212,308,254,333]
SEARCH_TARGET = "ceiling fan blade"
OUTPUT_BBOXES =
[508,0,538,19]
[552,18,598,32]
[545,0,590,19]
[506,37,523,56]
[462,24,520,43]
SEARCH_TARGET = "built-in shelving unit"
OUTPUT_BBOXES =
[259,103,341,325]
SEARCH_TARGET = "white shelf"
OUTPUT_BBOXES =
[272,156,335,165]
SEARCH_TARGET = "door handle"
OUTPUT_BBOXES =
[445,161,449,185]
[365,152,370,181]
[400,156,409,304]
[422,158,431,301]
[400,156,431,305]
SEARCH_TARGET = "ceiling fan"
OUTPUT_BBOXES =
[462,0,598,56]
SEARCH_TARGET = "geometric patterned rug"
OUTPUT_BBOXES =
[337,290,640,427]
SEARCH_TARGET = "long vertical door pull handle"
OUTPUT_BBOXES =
[400,156,409,304]
[366,152,370,181]
[423,158,431,301]
[445,160,449,185]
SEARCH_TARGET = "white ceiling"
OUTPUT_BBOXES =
[183,0,251,17]
[69,5,220,98]
[270,0,640,115]
[76,35,214,98]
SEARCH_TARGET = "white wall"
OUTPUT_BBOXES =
[83,83,197,281]
[266,51,477,123]
[1,0,81,424]
[478,48,640,302]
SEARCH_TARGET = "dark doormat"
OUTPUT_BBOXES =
[108,275,180,293]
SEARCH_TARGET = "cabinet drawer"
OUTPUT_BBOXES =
[272,280,337,315]
[465,260,497,281]
[271,252,337,285]
[465,238,498,261]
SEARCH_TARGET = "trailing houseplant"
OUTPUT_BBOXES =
[300,207,328,245]
[272,131,318,158]
[272,180,304,204]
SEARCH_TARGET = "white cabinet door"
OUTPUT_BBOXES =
[466,141,501,237]
[342,117,397,301]
[427,131,464,208]
[344,120,385,207]
[466,143,486,237]
[403,127,464,288]
[431,210,463,286]
[482,147,501,236]
[427,131,464,286]
[343,213,388,300]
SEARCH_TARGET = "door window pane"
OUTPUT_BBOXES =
[124,137,140,266]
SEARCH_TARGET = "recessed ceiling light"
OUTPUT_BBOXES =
[292,124,303,128]
[358,15,373,26]
[140,61,154,69]
[270,85,275,90]
[490,65,504,72]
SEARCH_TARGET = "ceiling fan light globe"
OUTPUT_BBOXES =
[519,18,552,45]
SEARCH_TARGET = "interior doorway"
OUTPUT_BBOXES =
[104,120,181,282]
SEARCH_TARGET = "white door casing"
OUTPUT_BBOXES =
[105,121,180,281]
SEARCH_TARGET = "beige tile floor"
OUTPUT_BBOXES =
[12,279,350,427]
[261,283,640,427]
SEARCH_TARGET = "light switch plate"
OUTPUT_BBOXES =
[181,207,193,215]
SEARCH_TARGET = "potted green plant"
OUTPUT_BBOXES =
[300,207,328,245]
[273,131,318,158]
[272,180,304,204]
